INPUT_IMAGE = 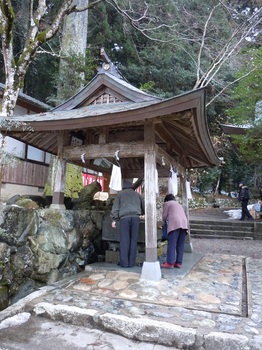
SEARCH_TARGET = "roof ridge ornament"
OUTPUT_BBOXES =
[99,47,126,80]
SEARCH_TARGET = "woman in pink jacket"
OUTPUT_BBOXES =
[161,194,188,269]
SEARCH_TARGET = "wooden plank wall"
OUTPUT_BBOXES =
[2,161,49,187]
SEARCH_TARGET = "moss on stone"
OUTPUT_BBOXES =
[0,285,9,310]
[15,198,39,209]
[44,163,83,198]
[43,211,63,226]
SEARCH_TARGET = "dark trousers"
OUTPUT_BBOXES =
[167,228,187,264]
[119,216,140,267]
[241,200,252,220]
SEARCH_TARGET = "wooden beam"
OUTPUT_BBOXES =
[155,145,186,178]
[155,122,185,155]
[63,141,145,160]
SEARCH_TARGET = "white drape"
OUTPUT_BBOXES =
[186,181,193,199]
[168,169,178,196]
[109,165,122,191]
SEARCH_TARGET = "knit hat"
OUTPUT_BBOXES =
[239,181,245,186]
[122,181,133,189]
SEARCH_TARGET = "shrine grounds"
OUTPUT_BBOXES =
[1,208,262,349]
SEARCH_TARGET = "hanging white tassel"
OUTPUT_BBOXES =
[186,181,193,199]
[81,153,85,163]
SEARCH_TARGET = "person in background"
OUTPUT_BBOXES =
[238,181,253,221]
[111,181,145,268]
[258,183,262,201]
[161,194,188,269]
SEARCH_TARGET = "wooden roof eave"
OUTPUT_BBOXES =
[220,124,248,135]
[7,88,209,131]
[2,88,220,169]
[190,95,220,167]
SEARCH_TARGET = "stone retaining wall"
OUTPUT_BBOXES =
[0,206,105,311]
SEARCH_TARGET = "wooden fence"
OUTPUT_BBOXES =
[3,161,49,187]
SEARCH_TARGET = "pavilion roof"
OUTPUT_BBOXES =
[1,49,220,177]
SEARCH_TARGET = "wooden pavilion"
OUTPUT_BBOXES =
[1,48,220,280]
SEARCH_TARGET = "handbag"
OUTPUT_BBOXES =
[162,222,168,240]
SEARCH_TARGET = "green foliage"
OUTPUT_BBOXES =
[227,47,262,125]
[44,163,83,198]
[1,0,261,195]
[87,1,194,96]
[219,149,250,192]
[192,167,222,193]
[65,164,83,198]
[23,45,59,103]
[225,46,262,174]
[230,121,262,164]
[46,50,98,106]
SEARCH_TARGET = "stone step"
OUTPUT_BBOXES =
[190,219,254,226]
[191,234,253,240]
[189,219,254,239]
[190,229,253,238]
[190,223,254,233]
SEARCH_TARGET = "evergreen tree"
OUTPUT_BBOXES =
[226,46,262,163]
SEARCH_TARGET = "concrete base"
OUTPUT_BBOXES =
[50,204,66,209]
[141,261,161,281]
[184,242,193,253]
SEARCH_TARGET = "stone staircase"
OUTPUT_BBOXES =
[189,219,255,240]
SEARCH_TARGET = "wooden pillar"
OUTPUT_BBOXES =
[51,132,66,209]
[141,120,161,281]
[181,176,193,253]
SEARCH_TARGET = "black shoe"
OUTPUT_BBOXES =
[248,217,254,220]
[117,262,129,268]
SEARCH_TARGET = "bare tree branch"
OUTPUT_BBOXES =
[206,67,257,106]
[106,0,177,42]
[196,4,221,84]
[0,0,104,116]
[0,0,261,118]
[194,5,262,90]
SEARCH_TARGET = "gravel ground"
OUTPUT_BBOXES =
[191,237,262,259]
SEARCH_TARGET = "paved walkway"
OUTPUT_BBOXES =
[1,250,262,349]
[0,207,261,349]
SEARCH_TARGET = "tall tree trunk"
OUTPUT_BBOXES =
[56,0,89,102]
[50,0,89,197]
